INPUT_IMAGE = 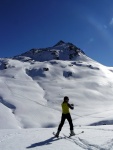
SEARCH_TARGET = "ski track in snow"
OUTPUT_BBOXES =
[65,137,102,150]
[62,131,113,150]
[61,127,113,150]
[77,137,113,150]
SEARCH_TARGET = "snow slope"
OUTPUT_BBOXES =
[0,41,113,149]
[1,126,113,150]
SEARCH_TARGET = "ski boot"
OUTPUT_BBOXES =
[70,130,75,136]
[55,130,60,138]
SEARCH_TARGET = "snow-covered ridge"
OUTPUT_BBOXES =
[13,40,85,62]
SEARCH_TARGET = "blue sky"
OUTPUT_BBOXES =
[0,0,113,66]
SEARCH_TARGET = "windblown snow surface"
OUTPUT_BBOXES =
[0,42,113,150]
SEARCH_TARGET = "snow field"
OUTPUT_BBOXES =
[0,126,113,150]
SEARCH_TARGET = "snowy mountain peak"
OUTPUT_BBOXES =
[13,41,86,62]
[53,40,65,47]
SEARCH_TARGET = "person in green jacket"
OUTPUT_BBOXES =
[55,96,75,137]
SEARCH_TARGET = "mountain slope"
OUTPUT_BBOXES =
[0,41,113,129]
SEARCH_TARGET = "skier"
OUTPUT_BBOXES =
[55,96,75,137]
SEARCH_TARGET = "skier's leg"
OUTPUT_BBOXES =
[58,114,66,131]
[66,113,73,130]
[66,113,75,135]
[55,114,65,137]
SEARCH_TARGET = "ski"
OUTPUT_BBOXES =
[74,131,84,136]
[53,131,84,139]
[63,131,84,138]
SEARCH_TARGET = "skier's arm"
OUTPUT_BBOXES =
[68,103,74,110]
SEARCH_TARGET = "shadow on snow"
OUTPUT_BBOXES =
[26,137,60,148]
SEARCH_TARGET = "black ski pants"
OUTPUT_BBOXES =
[58,113,73,131]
